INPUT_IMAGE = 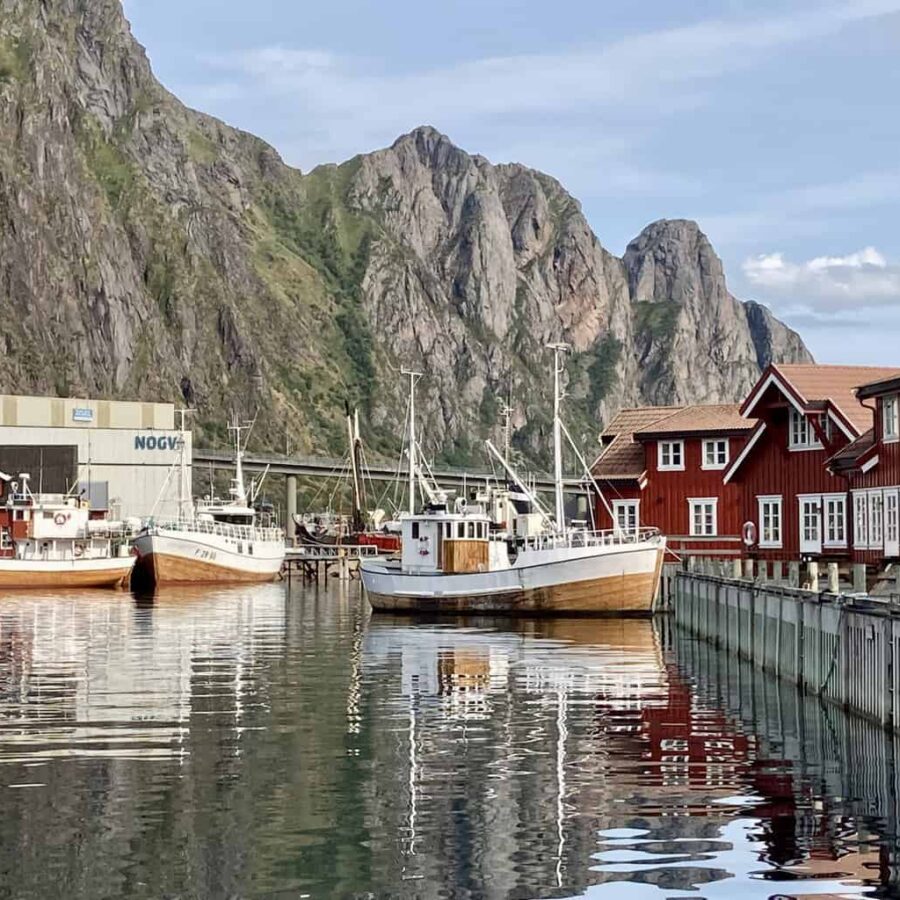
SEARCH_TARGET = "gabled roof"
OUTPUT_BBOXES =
[635,403,754,438]
[742,364,900,436]
[600,406,682,439]
[856,374,900,401]
[591,433,646,481]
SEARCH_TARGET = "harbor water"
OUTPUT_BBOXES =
[0,582,899,898]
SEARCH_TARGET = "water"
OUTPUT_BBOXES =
[0,582,898,898]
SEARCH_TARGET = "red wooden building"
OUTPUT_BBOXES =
[592,404,754,558]
[829,372,900,565]
[722,364,899,562]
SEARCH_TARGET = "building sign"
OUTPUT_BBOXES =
[72,408,94,423]
[134,435,182,451]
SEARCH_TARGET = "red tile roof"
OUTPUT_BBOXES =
[600,406,682,438]
[775,364,900,434]
[591,433,646,480]
[634,403,754,437]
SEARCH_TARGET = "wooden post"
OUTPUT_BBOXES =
[338,548,350,581]
[807,561,819,592]
[853,563,867,594]
[732,558,742,580]
[757,559,767,582]
[827,562,839,594]
[788,561,800,588]
[743,558,755,580]
[772,561,784,584]
[286,475,298,546]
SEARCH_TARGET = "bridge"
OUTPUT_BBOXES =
[192,448,590,496]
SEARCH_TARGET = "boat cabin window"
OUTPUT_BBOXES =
[444,523,452,539]
[468,522,475,539]
[457,522,465,539]
[411,522,420,539]
[212,513,253,526]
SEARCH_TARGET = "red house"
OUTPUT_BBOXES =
[722,364,900,561]
[592,404,754,558]
[829,373,900,565]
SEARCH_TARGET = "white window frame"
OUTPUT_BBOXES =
[701,439,729,471]
[657,440,685,471]
[822,493,847,548]
[788,409,823,451]
[884,396,899,443]
[688,498,718,537]
[869,489,884,549]
[757,495,783,548]
[886,490,899,554]
[853,491,869,550]
[612,500,639,536]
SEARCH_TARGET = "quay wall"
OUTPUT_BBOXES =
[673,570,900,731]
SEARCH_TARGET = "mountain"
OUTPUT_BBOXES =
[0,0,812,463]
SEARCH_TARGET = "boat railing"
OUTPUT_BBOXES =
[521,527,661,552]
[148,518,283,543]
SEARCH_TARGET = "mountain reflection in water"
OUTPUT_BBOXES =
[0,582,894,898]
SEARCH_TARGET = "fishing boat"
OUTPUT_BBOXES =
[293,405,401,553]
[0,472,135,589]
[133,418,285,585]
[360,350,666,616]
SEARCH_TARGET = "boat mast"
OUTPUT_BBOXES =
[228,417,249,506]
[176,408,195,521]
[402,367,421,515]
[347,405,365,533]
[548,342,570,533]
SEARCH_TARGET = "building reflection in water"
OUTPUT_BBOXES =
[0,585,897,898]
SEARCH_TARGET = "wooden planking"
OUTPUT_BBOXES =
[367,553,663,616]
[0,562,132,589]
[442,540,489,574]
[137,552,280,586]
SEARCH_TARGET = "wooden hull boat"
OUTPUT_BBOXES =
[0,555,135,589]
[362,534,666,617]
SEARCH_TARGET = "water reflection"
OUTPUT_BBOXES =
[0,583,895,897]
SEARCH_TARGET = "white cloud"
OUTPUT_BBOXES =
[187,0,900,172]
[742,247,900,309]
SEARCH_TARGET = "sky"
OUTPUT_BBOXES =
[122,0,900,364]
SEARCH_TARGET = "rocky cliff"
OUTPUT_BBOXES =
[0,0,811,463]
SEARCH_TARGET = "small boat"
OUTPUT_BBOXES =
[133,418,285,585]
[361,351,666,616]
[0,472,135,589]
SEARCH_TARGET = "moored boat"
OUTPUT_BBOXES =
[361,348,667,616]
[133,418,285,586]
[0,473,135,589]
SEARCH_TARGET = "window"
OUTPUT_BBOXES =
[823,494,847,547]
[854,492,869,549]
[689,499,718,536]
[0,528,9,551]
[702,440,729,470]
[886,492,899,550]
[758,496,783,548]
[788,409,822,450]
[411,522,420,539]
[467,521,475,539]
[870,491,884,548]
[457,522,465,538]
[658,440,684,471]
[884,396,899,442]
[613,500,639,536]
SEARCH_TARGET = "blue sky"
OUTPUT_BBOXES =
[123,0,900,364]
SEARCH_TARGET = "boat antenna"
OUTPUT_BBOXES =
[227,415,252,506]
[500,401,514,465]
[547,342,571,533]
[401,367,421,515]
[176,407,195,521]
[485,440,556,531]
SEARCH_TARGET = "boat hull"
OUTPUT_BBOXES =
[133,532,284,586]
[0,556,135,590]
[362,540,665,617]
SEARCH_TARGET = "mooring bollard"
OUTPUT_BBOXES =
[788,561,800,588]
[807,561,819,592]
[827,562,839,594]
[853,563,867,594]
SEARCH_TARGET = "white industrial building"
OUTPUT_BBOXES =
[0,394,191,520]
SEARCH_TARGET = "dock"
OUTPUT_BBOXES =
[282,544,382,582]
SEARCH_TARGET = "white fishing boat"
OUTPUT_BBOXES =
[133,417,285,585]
[0,473,135,589]
[361,349,666,616]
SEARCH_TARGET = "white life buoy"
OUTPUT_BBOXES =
[742,521,757,546]
[73,544,84,558]
[54,513,67,526]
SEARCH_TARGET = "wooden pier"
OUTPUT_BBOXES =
[282,544,382,582]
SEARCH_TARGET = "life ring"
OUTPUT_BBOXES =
[73,544,84,558]
[418,536,430,556]
[742,521,757,546]
[54,513,67,526]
